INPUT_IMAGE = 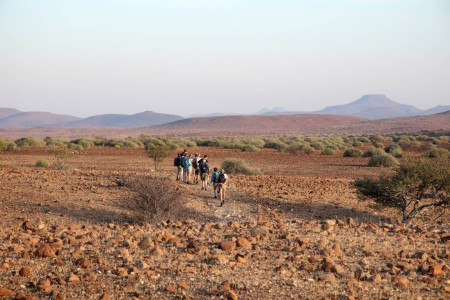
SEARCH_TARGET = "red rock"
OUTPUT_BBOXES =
[0,287,15,296]
[67,274,80,284]
[430,265,443,277]
[177,281,189,290]
[296,236,309,246]
[37,279,52,292]
[100,294,111,300]
[19,267,31,277]
[165,284,176,293]
[319,273,336,283]
[219,240,236,252]
[75,258,92,269]
[225,290,238,300]
[35,244,55,258]
[220,280,232,291]
[393,275,409,288]
[236,237,251,249]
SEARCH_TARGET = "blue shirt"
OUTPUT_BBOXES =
[210,171,220,184]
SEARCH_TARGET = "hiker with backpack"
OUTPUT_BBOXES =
[192,153,200,184]
[216,169,228,206]
[181,153,191,183]
[174,153,182,181]
[210,167,220,198]
[199,155,210,190]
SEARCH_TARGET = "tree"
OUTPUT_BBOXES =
[146,144,170,172]
[354,157,450,222]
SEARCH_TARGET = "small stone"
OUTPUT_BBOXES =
[67,274,80,284]
[138,237,153,249]
[75,258,92,269]
[100,294,111,300]
[225,290,238,300]
[37,279,52,292]
[177,281,189,290]
[393,275,409,288]
[319,273,336,283]
[219,240,236,252]
[19,267,31,277]
[236,237,251,249]
[220,280,232,292]
[0,287,15,296]
[165,284,176,293]
[35,244,55,258]
[373,274,382,284]
[430,265,443,277]
[332,265,345,275]
[136,260,148,270]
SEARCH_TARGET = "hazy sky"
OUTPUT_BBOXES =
[1,0,449,117]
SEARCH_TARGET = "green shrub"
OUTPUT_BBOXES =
[352,140,363,148]
[425,147,449,158]
[15,137,45,147]
[44,137,66,146]
[343,148,362,157]
[0,139,16,151]
[368,154,398,167]
[68,143,84,152]
[240,144,260,152]
[69,138,95,149]
[264,139,287,151]
[285,143,303,155]
[385,143,403,158]
[303,146,315,155]
[35,159,50,167]
[355,158,450,222]
[362,147,385,157]
[373,142,384,149]
[321,147,335,155]
[221,158,261,175]
[309,142,324,151]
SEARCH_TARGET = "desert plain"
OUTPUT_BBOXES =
[0,144,449,300]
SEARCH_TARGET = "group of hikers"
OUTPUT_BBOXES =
[173,150,228,206]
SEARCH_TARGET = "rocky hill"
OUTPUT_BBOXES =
[315,94,423,119]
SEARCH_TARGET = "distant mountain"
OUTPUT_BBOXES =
[156,114,365,135]
[0,112,81,128]
[315,94,423,119]
[67,111,183,128]
[421,105,450,115]
[0,108,22,119]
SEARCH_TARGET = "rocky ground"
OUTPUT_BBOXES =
[0,147,449,299]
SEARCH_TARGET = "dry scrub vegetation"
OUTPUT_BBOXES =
[0,135,449,300]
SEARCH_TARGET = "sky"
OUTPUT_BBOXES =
[0,0,449,117]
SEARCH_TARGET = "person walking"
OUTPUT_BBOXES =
[174,153,182,181]
[216,169,228,206]
[192,153,200,184]
[199,155,210,190]
[181,153,191,183]
[210,167,220,198]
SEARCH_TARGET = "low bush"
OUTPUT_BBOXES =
[385,143,403,158]
[425,147,449,158]
[0,139,16,151]
[15,137,45,148]
[373,142,384,149]
[126,175,184,223]
[35,159,50,167]
[221,158,261,175]
[368,154,398,167]
[355,158,450,222]
[303,146,315,155]
[362,147,385,157]
[343,148,362,157]
[240,144,260,152]
[321,147,335,155]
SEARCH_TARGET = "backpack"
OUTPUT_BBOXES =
[174,157,181,167]
[217,173,226,183]
[181,156,190,168]
[200,161,209,173]
[192,158,199,169]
